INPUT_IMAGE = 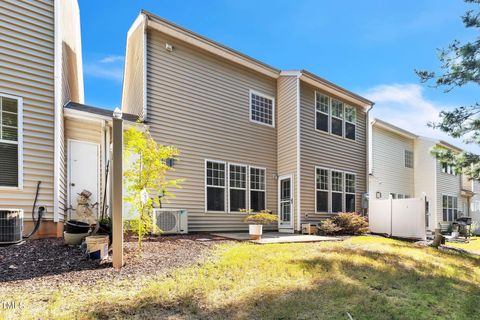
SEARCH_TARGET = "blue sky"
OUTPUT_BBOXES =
[79,0,478,150]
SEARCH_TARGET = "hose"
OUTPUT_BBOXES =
[24,181,45,239]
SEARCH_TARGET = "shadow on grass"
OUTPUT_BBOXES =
[85,244,480,320]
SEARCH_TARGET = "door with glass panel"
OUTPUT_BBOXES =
[278,175,293,229]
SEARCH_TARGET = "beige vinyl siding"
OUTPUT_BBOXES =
[370,126,415,199]
[121,20,145,117]
[277,75,299,229]
[413,138,436,230]
[146,29,277,232]
[0,0,55,220]
[299,81,367,224]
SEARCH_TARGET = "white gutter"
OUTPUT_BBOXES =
[53,0,62,223]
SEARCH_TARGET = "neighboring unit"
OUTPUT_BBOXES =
[122,11,374,233]
[369,118,478,232]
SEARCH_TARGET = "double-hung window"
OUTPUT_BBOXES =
[250,91,274,127]
[331,171,343,212]
[0,95,21,188]
[441,162,456,175]
[229,164,247,212]
[206,161,226,211]
[345,173,356,212]
[250,167,266,211]
[316,168,329,212]
[315,92,329,132]
[344,106,356,140]
[331,99,344,137]
[404,150,414,168]
[442,195,458,222]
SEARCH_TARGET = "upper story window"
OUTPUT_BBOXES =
[250,90,274,127]
[404,150,414,168]
[0,94,22,188]
[315,91,357,141]
[441,162,456,175]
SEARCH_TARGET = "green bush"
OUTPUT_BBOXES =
[319,212,368,235]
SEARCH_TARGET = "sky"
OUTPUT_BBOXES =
[79,0,479,151]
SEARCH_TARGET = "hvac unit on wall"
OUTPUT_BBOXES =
[153,209,188,234]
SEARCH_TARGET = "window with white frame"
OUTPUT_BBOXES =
[331,171,343,212]
[315,92,329,132]
[316,168,329,212]
[441,162,456,175]
[250,167,266,211]
[0,95,21,187]
[345,173,356,212]
[404,150,414,168]
[442,195,458,222]
[344,105,356,140]
[331,99,344,137]
[206,161,226,211]
[229,164,247,212]
[250,91,274,126]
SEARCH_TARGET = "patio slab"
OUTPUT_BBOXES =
[211,232,341,244]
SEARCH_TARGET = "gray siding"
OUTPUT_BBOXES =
[0,0,55,219]
[370,126,415,199]
[146,29,278,232]
[121,21,145,117]
[299,81,367,224]
[436,160,463,224]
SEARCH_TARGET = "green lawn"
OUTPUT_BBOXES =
[446,236,480,255]
[2,236,480,320]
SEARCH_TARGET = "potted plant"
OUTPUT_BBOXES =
[242,209,278,240]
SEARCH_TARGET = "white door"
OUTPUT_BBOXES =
[68,140,99,211]
[278,175,293,230]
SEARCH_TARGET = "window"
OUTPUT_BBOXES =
[390,193,397,199]
[331,171,343,212]
[229,164,247,212]
[315,92,329,132]
[331,99,344,137]
[316,168,329,212]
[345,105,356,140]
[250,167,266,211]
[441,162,456,175]
[345,173,356,212]
[250,91,274,126]
[442,195,458,222]
[206,161,226,211]
[0,95,21,187]
[397,194,404,199]
[404,150,414,168]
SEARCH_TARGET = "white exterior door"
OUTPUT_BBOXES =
[278,175,293,230]
[68,140,99,209]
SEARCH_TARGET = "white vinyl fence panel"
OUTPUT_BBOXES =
[369,197,426,240]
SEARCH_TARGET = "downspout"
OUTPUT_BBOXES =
[365,103,375,215]
[53,0,62,223]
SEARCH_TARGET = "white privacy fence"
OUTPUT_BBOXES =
[369,196,427,240]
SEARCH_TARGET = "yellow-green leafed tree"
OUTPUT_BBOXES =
[123,126,182,252]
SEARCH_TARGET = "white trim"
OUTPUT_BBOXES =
[67,139,101,212]
[127,13,145,38]
[295,76,301,231]
[227,162,248,213]
[278,174,294,229]
[314,167,357,214]
[249,165,267,211]
[0,94,23,190]
[205,159,227,213]
[314,166,330,214]
[53,0,62,222]
[314,91,330,134]
[143,16,148,120]
[441,194,459,222]
[280,70,302,76]
[248,89,275,128]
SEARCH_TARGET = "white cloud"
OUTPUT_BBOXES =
[363,83,478,153]
[84,55,124,82]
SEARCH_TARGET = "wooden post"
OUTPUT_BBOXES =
[112,109,124,269]
[432,228,445,248]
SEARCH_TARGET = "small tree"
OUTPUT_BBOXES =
[123,126,182,252]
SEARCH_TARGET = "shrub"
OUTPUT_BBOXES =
[243,212,278,225]
[319,212,369,235]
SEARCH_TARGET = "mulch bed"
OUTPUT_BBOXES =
[0,234,231,289]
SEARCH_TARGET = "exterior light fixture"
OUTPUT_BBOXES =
[113,107,122,119]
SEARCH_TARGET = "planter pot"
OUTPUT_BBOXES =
[64,231,89,245]
[249,224,263,240]
[65,220,90,234]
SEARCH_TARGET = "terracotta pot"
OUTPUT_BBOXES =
[249,224,263,240]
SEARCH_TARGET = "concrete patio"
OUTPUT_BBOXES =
[211,232,342,244]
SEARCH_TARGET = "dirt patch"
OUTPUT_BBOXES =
[0,234,231,289]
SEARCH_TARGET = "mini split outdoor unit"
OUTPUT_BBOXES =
[153,208,188,234]
[0,209,23,244]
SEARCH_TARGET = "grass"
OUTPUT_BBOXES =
[1,236,480,320]
[446,236,480,255]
